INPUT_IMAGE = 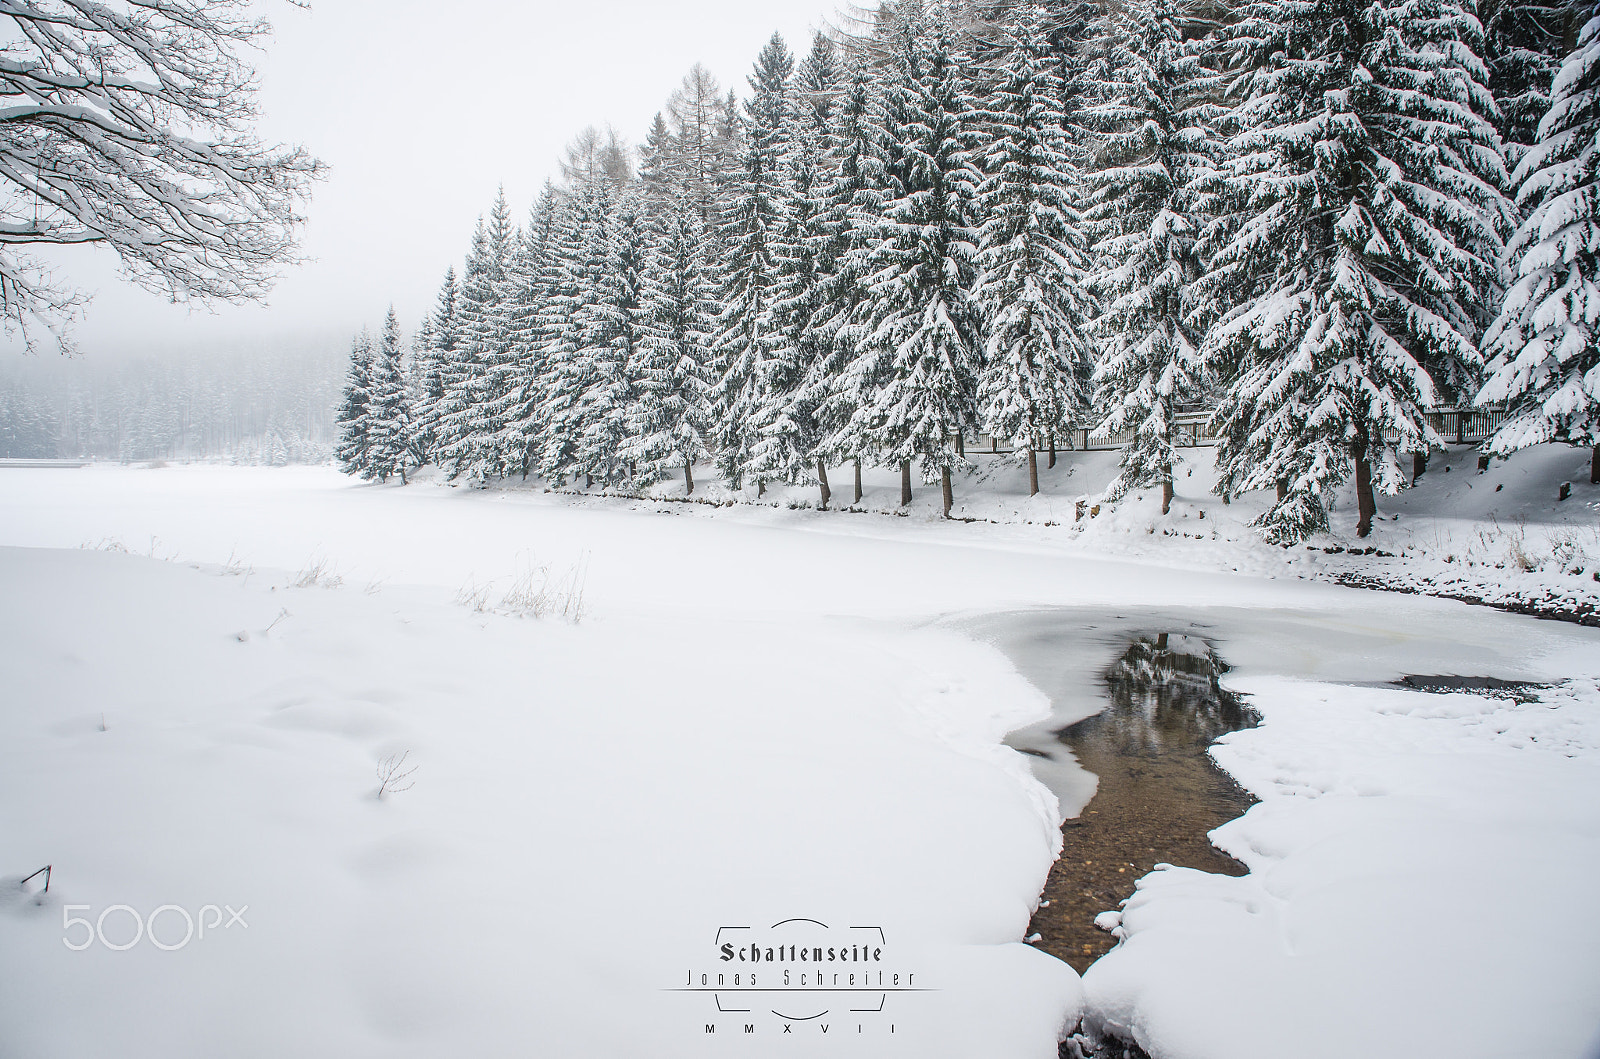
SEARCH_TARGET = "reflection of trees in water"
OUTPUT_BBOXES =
[1060,633,1258,756]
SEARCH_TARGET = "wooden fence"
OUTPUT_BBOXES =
[961,408,1508,456]
[963,411,1220,455]
[1422,408,1507,445]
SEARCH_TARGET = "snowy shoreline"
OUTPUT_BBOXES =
[426,436,1600,631]
[535,477,1600,629]
[1325,569,1600,628]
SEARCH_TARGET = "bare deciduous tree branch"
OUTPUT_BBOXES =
[0,0,324,351]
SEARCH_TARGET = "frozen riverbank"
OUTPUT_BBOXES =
[1082,667,1600,1059]
[963,605,1600,1059]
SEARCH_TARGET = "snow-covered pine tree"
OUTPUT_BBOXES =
[972,0,1098,498]
[364,306,411,483]
[757,82,836,498]
[764,32,849,507]
[1041,0,1107,100]
[1480,2,1600,483]
[709,33,793,492]
[1483,0,1583,165]
[1043,0,1117,262]
[796,32,843,137]
[1082,0,1213,513]
[407,315,436,466]
[1200,0,1512,542]
[626,200,718,491]
[712,88,745,252]
[450,187,519,480]
[839,7,983,517]
[433,195,515,482]
[810,70,888,504]
[334,329,374,476]
[573,191,648,487]
[638,112,676,207]
[488,185,558,479]
[412,267,460,465]
[534,183,599,484]
[265,429,289,467]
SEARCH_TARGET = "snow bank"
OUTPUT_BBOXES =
[0,546,1077,1056]
[1083,674,1600,1059]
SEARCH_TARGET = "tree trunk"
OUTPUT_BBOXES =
[1354,438,1376,537]
[1276,479,1287,503]
[1412,451,1426,483]
[854,458,863,504]
[818,459,830,510]
[1592,443,1599,485]
[1048,434,1056,469]
[585,473,592,490]
[1161,470,1173,515]
[684,459,694,496]
[900,459,912,506]
[1027,448,1038,496]
[757,479,765,498]
[955,433,964,458]
[941,465,953,518]
[399,465,407,486]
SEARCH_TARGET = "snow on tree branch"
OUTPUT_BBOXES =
[0,0,324,351]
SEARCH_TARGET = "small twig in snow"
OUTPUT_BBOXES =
[376,752,418,798]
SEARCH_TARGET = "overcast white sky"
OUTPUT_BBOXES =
[16,0,850,360]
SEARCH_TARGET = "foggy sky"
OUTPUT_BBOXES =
[9,0,851,361]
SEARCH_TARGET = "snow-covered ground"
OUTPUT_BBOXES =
[1085,669,1600,1059]
[531,438,1600,624]
[2,461,1598,1058]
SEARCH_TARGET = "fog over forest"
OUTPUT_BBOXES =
[0,0,840,464]
[0,342,345,462]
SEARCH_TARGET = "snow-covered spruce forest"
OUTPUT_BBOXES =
[0,345,342,463]
[335,0,1600,546]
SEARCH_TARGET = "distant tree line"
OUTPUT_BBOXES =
[0,345,342,463]
[337,0,1599,544]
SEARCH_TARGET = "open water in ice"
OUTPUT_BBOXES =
[959,604,1575,971]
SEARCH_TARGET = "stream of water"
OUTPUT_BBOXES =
[960,604,1575,974]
